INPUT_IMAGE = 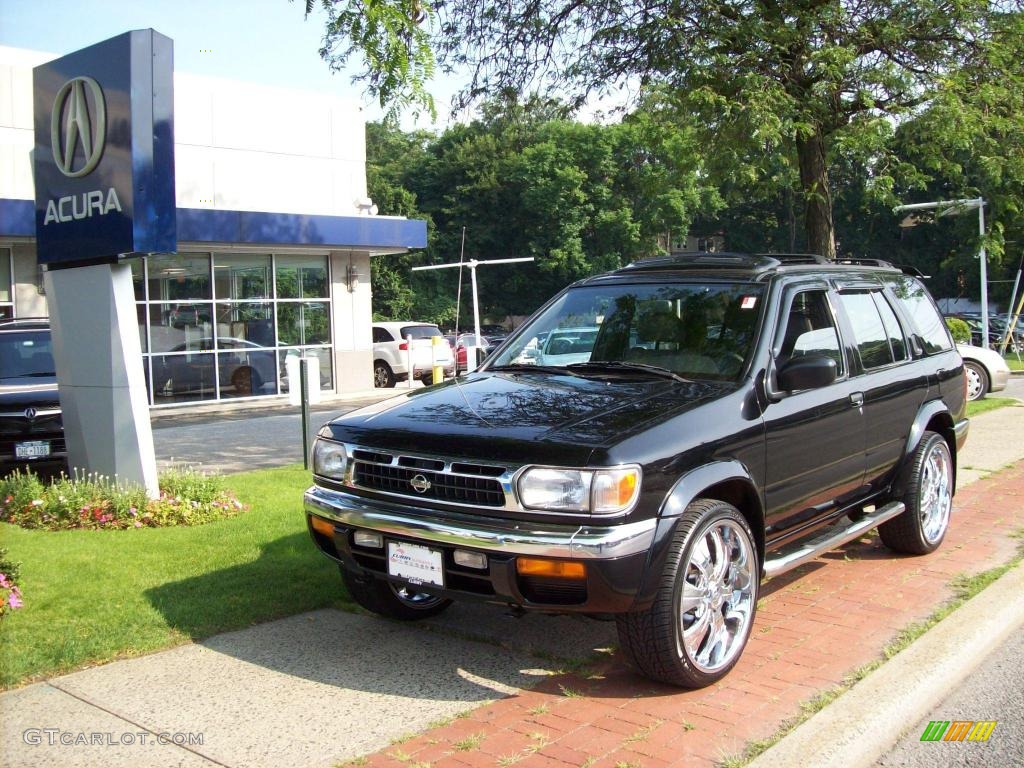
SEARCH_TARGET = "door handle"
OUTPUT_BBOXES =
[850,392,864,407]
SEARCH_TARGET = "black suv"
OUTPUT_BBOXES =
[0,319,67,476]
[305,254,967,688]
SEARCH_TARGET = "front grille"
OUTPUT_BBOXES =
[354,461,506,507]
[347,447,510,508]
[518,576,588,605]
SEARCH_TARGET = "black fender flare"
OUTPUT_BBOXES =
[898,399,957,497]
[631,460,763,611]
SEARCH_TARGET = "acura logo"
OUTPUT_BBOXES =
[51,76,106,178]
[24,407,37,421]
[409,474,432,493]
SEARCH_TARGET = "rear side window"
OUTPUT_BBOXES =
[400,325,442,340]
[872,293,908,362]
[372,327,394,343]
[839,292,895,369]
[886,276,953,354]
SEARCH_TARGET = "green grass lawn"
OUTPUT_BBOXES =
[1004,355,1024,372]
[0,465,351,688]
[966,396,1019,418]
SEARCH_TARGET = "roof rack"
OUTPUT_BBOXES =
[832,257,897,269]
[756,253,829,265]
[620,252,780,273]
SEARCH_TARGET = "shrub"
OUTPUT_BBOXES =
[0,547,23,618]
[945,317,972,344]
[0,466,245,531]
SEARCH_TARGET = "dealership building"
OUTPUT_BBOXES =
[0,43,426,406]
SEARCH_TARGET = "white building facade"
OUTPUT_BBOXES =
[0,45,426,405]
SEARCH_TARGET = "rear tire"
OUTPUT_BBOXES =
[616,499,758,688]
[373,361,395,388]
[880,431,953,555]
[963,360,989,401]
[421,372,434,386]
[340,568,452,620]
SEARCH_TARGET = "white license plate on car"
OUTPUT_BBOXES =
[15,441,50,459]
[387,541,444,587]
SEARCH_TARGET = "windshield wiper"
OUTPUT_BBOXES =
[487,364,581,377]
[566,361,690,383]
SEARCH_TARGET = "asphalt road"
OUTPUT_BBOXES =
[151,396,388,474]
[1002,370,1024,400]
[874,627,1024,767]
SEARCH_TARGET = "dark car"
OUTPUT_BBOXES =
[156,337,276,397]
[305,253,967,688]
[0,319,67,476]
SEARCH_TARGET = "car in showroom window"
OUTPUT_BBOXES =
[305,254,967,689]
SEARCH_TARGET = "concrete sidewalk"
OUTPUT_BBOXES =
[2,404,1022,768]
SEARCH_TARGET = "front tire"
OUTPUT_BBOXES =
[880,431,953,555]
[616,499,758,688]
[963,360,989,401]
[341,568,452,620]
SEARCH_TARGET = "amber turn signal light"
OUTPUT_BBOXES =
[516,558,586,579]
[309,515,336,538]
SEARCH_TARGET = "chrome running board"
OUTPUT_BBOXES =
[763,501,906,579]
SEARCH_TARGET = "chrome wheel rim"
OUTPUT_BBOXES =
[374,366,389,387]
[389,583,445,610]
[678,518,756,673]
[920,440,953,544]
[964,364,983,401]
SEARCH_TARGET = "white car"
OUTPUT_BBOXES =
[958,343,1011,401]
[372,322,454,388]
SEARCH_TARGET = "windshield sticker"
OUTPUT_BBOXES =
[741,296,757,310]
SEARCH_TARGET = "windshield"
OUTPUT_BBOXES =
[0,331,56,380]
[487,282,765,381]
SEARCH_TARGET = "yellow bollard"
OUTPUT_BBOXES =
[431,335,444,384]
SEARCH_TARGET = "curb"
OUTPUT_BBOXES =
[748,561,1024,768]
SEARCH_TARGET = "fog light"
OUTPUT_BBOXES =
[354,531,383,548]
[309,515,336,538]
[516,558,586,579]
[454,549,487,570]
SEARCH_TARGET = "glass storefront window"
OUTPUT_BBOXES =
[279,347,333,392]
[138,253,334,405]
[147,254,211,301]
[218,346,278,398]
[214,302,275,347]
[277,302,330,346]
[148,303,215,353]
[131,258,146,301]
[276,256,328,298]
[151,351,218,404]
[214,254,272,300]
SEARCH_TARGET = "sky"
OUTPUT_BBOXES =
[0,0,462,129]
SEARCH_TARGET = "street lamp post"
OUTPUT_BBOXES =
[894,198,989,347]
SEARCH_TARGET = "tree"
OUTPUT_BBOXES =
[308,0,1015,260]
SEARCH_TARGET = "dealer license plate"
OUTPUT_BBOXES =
[387,541,444,587]
[15,441,50,459]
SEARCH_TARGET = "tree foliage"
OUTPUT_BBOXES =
[308,0,1018,260]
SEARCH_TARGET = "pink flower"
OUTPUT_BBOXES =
[133,520,142,528]
[7,588,23,610]
[129,508,137,516]
[0,574,9,589]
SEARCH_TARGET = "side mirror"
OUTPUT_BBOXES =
[777,354,837,392]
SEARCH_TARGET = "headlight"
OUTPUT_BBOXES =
[517,465,641,515]
[313,439,347,479]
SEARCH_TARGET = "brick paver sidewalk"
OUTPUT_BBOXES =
[355,462,1024,768]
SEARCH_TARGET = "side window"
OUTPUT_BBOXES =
[372,327,393,344]
[778,290,844,375]
[838,291,895,369]
[886,276,953,354]
[873,293,908,362]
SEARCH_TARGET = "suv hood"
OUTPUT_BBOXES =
[321,371,733,465]
[0,379,61,409]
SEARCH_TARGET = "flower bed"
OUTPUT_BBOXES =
[1,466,245,531]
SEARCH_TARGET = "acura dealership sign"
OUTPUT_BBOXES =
[32,29,176,267]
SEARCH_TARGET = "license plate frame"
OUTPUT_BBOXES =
[387,541,445,588]
[15,440,51,459]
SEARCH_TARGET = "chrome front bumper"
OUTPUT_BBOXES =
[304,484,658,560]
